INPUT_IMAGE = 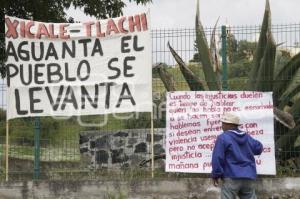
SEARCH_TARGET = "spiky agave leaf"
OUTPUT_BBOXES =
[289,98,300,121]
[168,42,205,91]
[274,48,291,79]
[210,16,221,72]
[275,98,300,158]
[153,63,176,92]
[272,54,300,139]
[248,0,271,89]
[254,32,276,91]
[277,68,300,109]
[274,107,296,129]
[210,17,222,89]
[276,124,300,159]
[273,52,300,106]
[195,0,219,90]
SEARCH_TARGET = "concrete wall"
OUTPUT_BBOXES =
[0,178,299,199]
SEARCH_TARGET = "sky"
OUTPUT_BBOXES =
[66,0,300,28]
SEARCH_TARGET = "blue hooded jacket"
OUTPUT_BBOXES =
[211,129,263,180]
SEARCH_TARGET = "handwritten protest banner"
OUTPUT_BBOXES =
[166,91,276,175]
[5,14,152,119]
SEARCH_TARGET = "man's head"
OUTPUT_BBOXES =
[220,113,241,131]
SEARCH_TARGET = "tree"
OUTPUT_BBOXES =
[0,0,152,77]
[227,40,257,78]
[0,108,5,121]
[233,40,257,62]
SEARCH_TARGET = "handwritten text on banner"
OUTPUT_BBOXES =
[5,14,152,119]
[166,91,275,175]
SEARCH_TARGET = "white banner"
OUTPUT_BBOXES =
[5,14,152,119]
[166,91,276,175]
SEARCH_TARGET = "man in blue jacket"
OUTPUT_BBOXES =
[211,112,263,199]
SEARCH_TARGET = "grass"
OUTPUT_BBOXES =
[0,144,80,161]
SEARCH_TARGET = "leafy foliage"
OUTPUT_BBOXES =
[232,40,257,63]
[0,108,5,121]
[228,60,252,78]
[2,0,152,22]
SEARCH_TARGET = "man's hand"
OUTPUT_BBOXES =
[212,178,219,187]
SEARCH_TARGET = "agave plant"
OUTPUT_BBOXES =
[156,0,300,163]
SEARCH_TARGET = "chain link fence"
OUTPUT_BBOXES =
[0,23,300,180]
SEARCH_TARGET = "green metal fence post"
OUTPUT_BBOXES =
[34,117,41,180]
[221,25,228,91]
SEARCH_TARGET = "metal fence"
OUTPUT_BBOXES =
[0,23,300,180]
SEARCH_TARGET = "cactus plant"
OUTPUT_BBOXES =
[158,0,300,162]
